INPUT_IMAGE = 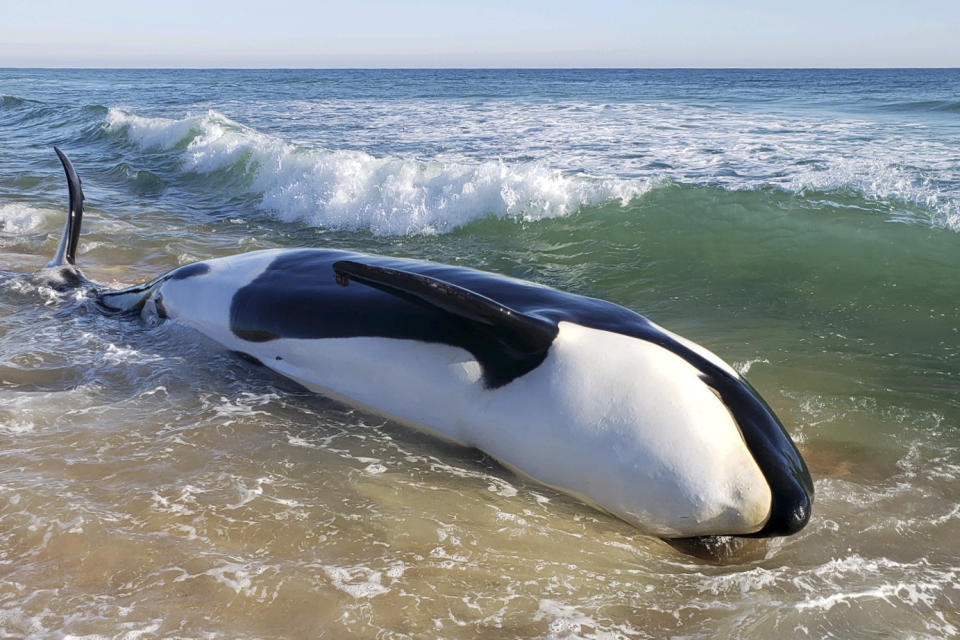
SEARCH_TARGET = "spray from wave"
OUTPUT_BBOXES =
[104,109,647,235]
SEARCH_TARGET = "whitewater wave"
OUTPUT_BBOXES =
[103,101,960,235]
[0,203,55,234]
[101,102,960,236]
[104,108,647,235]
[786,157,960,232]
[273,98,960,234]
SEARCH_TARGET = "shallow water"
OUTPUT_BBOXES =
[1,69,958,638]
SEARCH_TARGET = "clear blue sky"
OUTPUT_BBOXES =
[1,0,958,68]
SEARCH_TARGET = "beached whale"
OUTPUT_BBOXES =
[44,148,812,540]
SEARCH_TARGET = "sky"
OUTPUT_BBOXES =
[1,0,958,68]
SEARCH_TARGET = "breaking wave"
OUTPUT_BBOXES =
[0,203,56,234]
[103,108,647,235]
[99,103,960,236]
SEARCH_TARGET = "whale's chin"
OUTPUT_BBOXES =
[663,535,772,563]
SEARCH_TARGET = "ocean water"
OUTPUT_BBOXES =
[0,68,958,638]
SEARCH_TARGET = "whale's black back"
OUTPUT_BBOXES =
[227,249,648,388]
[229,249,648,342]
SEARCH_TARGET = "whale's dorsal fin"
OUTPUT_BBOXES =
[47,147,85,268]
[333,260,558,385]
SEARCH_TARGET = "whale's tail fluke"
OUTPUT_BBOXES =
[47,147,85,268]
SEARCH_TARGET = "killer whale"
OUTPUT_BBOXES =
[44,148,813,540]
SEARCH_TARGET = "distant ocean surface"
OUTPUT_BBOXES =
[1,69,958,638]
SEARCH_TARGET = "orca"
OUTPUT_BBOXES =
[42,148,813,541]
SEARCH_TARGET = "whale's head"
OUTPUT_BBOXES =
[649,325,814,539]
[529,321,813,541]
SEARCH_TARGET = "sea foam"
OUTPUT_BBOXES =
[104,108,646,235]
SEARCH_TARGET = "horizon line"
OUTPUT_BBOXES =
[2,65,960,71]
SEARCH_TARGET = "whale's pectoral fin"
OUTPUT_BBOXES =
[333,260,558,386]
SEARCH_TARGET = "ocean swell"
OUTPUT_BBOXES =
[103,108,646,235]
